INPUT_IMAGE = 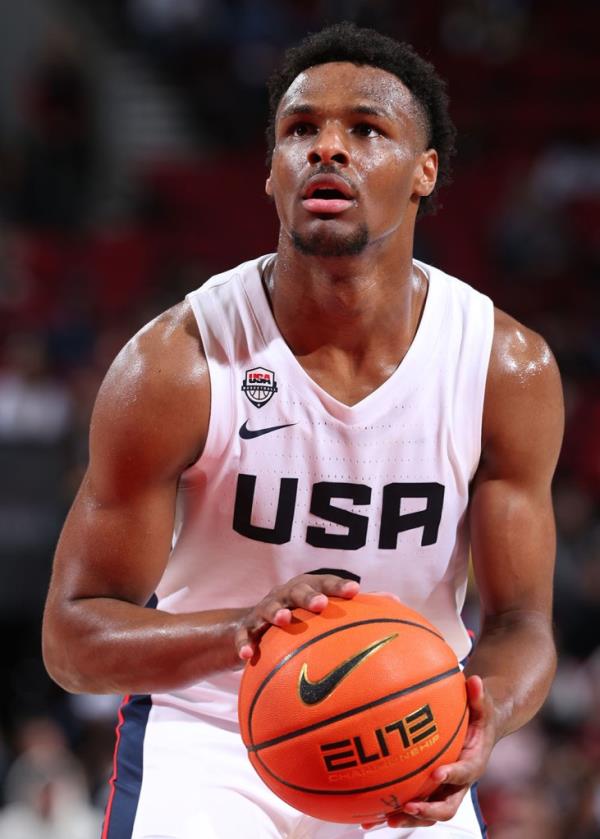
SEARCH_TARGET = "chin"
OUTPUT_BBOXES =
[291,224,369,258]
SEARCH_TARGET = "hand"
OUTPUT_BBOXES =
[235,573,360,661]
[362,675,496,830]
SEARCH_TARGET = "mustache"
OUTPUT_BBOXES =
[306,164,357,193]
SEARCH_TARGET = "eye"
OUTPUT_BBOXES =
[353,123,382,138]
[289,122,316,137]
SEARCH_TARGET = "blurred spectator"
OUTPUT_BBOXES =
[0,718,101,839]
[0,229,31,314]
[492,185,571,281]
[484,784,561,839]
[440,0,531,62]
[529,143,600,207]
[127,0,210,73]
[553,478,600,659]
[0,332,72,443]
[9,28,96,231]
[66,695,120,809]
[128,0,207,38]
[563,387,600,502]
[0,334,74,722]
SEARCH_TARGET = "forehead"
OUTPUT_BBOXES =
[277,61,418,122]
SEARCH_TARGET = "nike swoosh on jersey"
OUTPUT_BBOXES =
[239,420,296,439]
[298,632,398,705]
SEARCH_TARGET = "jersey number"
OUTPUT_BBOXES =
[232,475,444,550]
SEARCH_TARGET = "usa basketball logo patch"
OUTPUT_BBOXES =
[242,367,278,408]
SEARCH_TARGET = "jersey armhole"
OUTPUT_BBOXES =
[470,294,495,480]
[183,289,236,474]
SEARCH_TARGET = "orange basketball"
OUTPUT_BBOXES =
[238,593,468,824]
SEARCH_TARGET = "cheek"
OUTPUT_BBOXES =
[272,143,305,178]
[270,149,306,209]
[360,148,417,208]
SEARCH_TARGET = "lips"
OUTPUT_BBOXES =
[301,175,356,215]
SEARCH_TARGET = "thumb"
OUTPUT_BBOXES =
[465,674,486,717]
[234,624,255,661]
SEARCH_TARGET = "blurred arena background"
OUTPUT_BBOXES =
[0,1,598,836]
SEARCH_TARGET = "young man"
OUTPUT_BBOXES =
[42,22,563,839]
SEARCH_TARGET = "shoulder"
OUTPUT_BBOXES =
[101,299,206,401]
[480,307,564,476]
[91,300,209,479]
[487,307,560,400]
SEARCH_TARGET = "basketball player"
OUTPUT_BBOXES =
[42,22,563,839]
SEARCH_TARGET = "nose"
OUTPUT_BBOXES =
[307,123,349,167]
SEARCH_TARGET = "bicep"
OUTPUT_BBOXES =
[47,306,208,609]
[470,315,564,619]
[51,468,179,607]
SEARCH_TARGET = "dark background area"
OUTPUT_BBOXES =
[0,1,598,836]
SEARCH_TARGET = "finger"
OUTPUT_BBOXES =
[272,607,294,626]
[234,612,273,658]
[361,811,436,829]
[286,581,330,611]
[465,674,486,719]
[254,598,316,629]
[318,575,360,598]
[254,597,294,625]
[387,813,437,828]
[238,643,254,661]
[430,676,491,784]
[431,758,479,789]
[259,576,360,625]
[234,624,256,660]
[261,579,348,622]
[255,582,327,624]
[403,784,468,822]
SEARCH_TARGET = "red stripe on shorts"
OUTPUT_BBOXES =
[102,694,131,839]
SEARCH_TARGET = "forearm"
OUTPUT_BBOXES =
[464,610,556,741]
[43,597,247,695]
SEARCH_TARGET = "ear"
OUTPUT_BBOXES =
[413,149,438,198]
[265,174,273,197]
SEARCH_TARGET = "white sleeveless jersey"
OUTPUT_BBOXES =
[152,254,494,723]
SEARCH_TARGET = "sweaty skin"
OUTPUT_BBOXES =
[42,63,563,828]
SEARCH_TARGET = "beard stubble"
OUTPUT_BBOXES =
[291,223,369,258]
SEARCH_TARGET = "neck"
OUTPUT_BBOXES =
[266,235,424,358]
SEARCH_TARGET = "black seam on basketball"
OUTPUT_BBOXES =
[248,665,461,752]
[246,617,444,746]
[252,699,469,797]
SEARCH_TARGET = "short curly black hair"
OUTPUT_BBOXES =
[266,22,457,215]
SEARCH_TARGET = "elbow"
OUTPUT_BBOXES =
[42,602,98,694]
[42,612,78,693]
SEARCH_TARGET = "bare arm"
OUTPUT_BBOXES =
[43,302,357,695]
[377,309,564,829]
[42,302,240,694]
[465,308,564,735]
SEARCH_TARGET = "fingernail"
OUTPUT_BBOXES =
[388,816,406,827]
[309,595,327,609]
[403,803,420,816]
[239,645,253,660]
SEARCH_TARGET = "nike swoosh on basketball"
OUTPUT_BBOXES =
[298,633,398,706]
[239,421,296,439]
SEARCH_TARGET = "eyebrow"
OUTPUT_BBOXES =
[352,105,392,119]
[278,104,316,120]
[279,103,394,120]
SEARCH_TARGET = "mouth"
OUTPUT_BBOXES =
[301,178,356,215]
